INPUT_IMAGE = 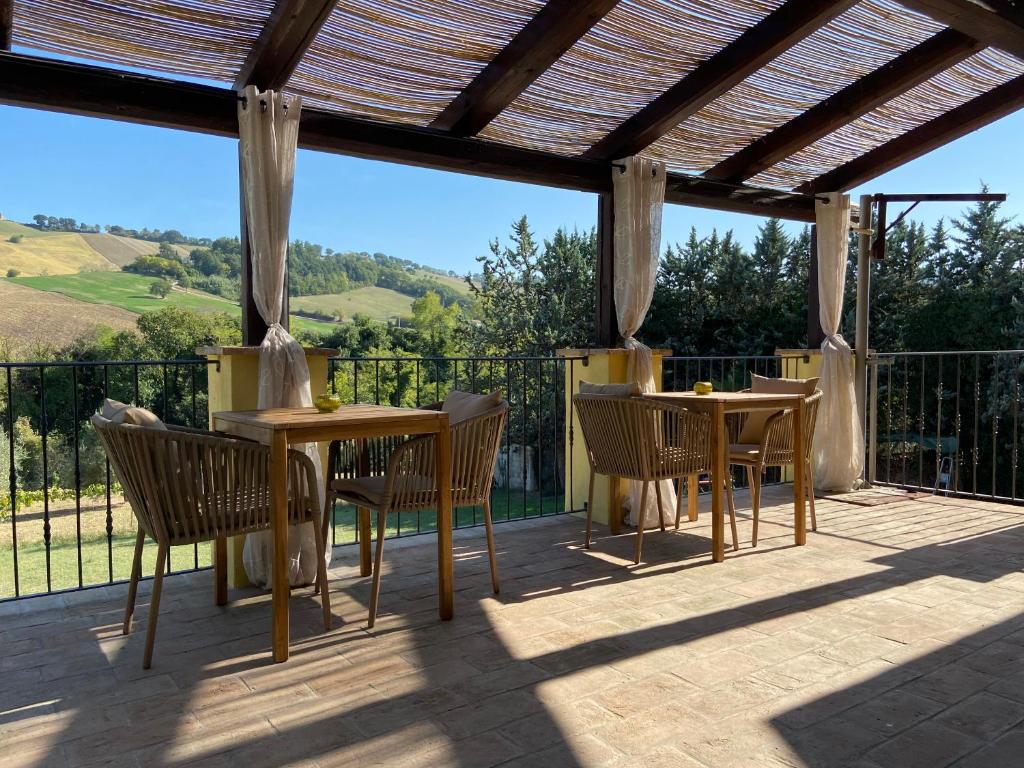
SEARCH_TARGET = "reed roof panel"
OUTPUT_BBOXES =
[477,0,784,155]
[644,0,944,174]
[12,0,273,82]
[751,48,1024,188]
[288,0,545,125]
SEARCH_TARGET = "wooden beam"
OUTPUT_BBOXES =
[430,0,620,136]
[799,73,1024,193]
[583,0,856,160]
[234,0,337,91]
[899,0,1024,59]
[1,0,12,51]
[705,29,980,183]
[0,52,818,220]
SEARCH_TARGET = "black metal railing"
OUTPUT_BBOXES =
[867,350,1024,503]
[1,359,211,601]
[324,356,586,546]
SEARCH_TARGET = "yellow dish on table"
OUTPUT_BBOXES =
[693,381,714,395]
[314,393,342,413]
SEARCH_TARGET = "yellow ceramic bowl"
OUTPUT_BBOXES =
[314,394,342,413]
[694,381,714,396]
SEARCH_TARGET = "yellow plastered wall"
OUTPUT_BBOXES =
[557,348,670,530]
[202,347,332,588]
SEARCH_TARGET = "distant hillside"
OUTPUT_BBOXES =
[81,233,191,266]
[0,229,115,276]
[9,272,337,336]
[0,278,136,348]
[292,287,415,323]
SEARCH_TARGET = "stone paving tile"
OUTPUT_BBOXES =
[1,488,1022,768]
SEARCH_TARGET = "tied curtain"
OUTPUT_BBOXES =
[612,156,676,528]
[812,192,864,491]
[237,85,327,588]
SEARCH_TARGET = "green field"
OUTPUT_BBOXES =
[413,268,471,295]
[293,286,416,323]
[11,271,338,335]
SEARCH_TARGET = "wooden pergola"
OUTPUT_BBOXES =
[1,0,1022,345]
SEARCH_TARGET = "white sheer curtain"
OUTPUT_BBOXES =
[237,84,327,588]
[612,156,676,528]
[812,192,864,491]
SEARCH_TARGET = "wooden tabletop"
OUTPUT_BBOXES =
[644,391,803,408]
[212,405,444,431]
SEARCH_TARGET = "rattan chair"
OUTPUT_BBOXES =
[92,416,330,668]
[573,393,735,564]
[728,389,823,546]
[325,401,508,627]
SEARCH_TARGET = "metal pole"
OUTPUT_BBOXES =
[855,194,872,483]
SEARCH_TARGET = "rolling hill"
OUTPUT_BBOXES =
[292,287,415,323]
[9,272,338,335]
[0,279,137,348]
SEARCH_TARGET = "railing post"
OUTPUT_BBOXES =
[868,356,879,484]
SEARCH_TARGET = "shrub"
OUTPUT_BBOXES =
[6,268,20,277]
[8,235,23,244]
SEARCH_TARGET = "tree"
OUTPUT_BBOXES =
[149,278,172,299]
[411,291,460,358]
[6,268,20,277]
[9,235,23,244]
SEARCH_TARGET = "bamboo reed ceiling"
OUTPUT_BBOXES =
[13,0,275,82]
[8,0,1024,195]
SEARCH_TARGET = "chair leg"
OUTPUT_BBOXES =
[674,477,685,529]
[806,460,817,532]
[655,479,666,532]
[358,506,372,577]
[367,509,387,629]
[143,543,167,670]
[123,528,145,635]
[315,492,334,595]
[749,466,762,547]
[585,470,595,548]
[634,481,649,565]
[482,498,500,594]
[687,474,699,522]
[725,475,739,551]
[313,519,332,631]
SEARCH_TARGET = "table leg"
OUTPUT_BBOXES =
[435,419,454,621]
[214,537,228,606]
[793,399,807,546]
[711,403,725,563]
[270,430,290,663]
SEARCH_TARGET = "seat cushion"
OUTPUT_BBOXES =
[738,374,819,443]
[729,443,763,463]
[331,475,436,507]
[578,380,641,397]
[441,389,502,424]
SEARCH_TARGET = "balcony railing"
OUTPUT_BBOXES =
[867,350,1024,503]
[3,349,1019,602]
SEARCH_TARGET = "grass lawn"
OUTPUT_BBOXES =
[11,271,338,336]
[1,491,572,599]
[292,286,415,324]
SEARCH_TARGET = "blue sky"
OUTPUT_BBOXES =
[2,102,1022,275]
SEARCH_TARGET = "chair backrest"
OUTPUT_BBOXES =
[572,394,712,481]
[385,401,510,510]
[761,389,823,466]
[92,417,314,546]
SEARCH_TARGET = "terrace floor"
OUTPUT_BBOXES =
[2,486,1024,768]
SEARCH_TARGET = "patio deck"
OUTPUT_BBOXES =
[2,486,1023,768]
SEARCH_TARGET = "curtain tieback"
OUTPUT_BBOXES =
[821,332,852,353]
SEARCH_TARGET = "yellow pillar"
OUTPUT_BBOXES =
[557,348,671,532]
[198,345,335,588]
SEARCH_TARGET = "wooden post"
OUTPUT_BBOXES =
[1,1,12,51]
[807,223,825,348]
[594,193,619,347]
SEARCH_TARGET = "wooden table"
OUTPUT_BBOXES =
[643,391,807,563]
[212,405,454,663]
